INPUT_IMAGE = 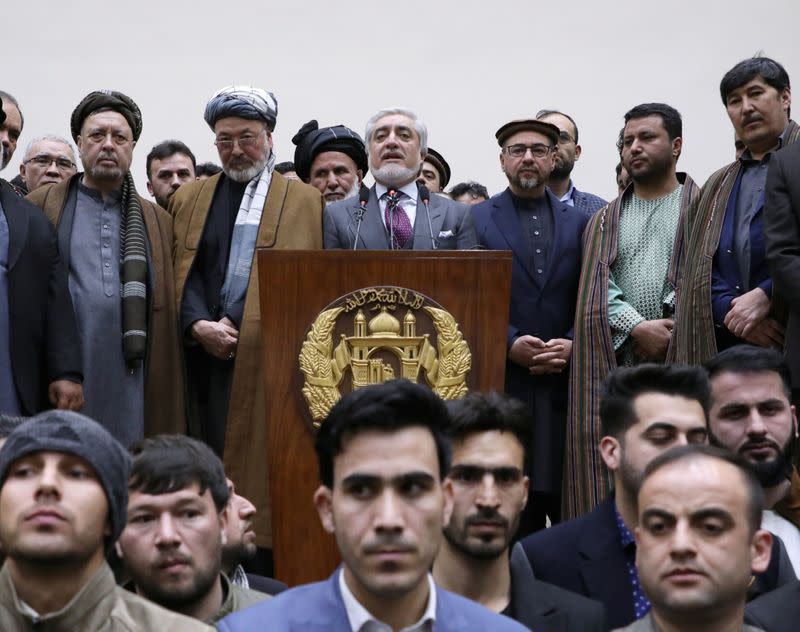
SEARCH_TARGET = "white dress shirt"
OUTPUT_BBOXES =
[339,570,437,632]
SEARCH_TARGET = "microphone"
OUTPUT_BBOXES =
[417,183,437,250]
[387,189,397,250]
[352,186,370,250]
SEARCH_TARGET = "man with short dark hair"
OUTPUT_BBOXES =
[0,412,210,631]
[449,181,489,205]
[565,103,700,519]
[522,364,711,629]
[536,109,607,215]
[674,56,796,363]
[618,445,772,632]
[195,162,222,180]
[417,147,450,194]
[292,120,367,203]
[434,391,607,631]
[26,90,185,446]
[274,161,300,180]
[145,140,196,209]
[17,135,77,195]
[117,435,268,624]
[473,118,589,532]
[171,86,323,549]
[218,380,527,631]
[706,345,800,572]
[324,107,477,250]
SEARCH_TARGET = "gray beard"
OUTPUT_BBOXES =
[343,179,360,200]
[225,154,268,183]
[87,163,124,183]
[371,163,417,189]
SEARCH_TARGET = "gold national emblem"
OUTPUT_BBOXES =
[298,286,472,427]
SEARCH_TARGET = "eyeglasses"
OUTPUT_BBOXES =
[504,143,553,158]
[557,130,575,144]
[214,134,262,151]
[25,155,76,170]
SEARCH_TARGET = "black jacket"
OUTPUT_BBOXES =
[1,180,81,414]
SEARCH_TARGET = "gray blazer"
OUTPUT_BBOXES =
[323,186,477,250]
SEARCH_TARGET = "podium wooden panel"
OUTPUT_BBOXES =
[257,249,512,586]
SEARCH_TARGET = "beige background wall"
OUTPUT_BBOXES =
[5,0,799,202]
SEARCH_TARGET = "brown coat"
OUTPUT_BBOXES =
[26,174,186,437]
[171,171,324,546]
[0,562,212,631]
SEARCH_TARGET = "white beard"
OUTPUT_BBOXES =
[225,153,269,183]
[371,163,418,189]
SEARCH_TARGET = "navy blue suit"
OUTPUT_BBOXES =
[522,497,796,630]
[521,498,634,630]
[217,568,528,631]
[472,189,588,502]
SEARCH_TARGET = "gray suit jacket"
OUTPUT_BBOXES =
[613,612,763,631]
[323,186,477,250]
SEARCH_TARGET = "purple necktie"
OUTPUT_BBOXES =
[384,190,413,249]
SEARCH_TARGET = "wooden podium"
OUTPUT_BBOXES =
[257,249,512,586]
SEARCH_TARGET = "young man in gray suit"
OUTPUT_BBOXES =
[323,107,477,250]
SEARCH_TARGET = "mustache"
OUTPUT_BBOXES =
[740,438,781,453]
[464,508,509,529]
[361,537,416,555]
[154,553,192,568]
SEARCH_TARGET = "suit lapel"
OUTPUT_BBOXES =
[491,190,537,282]
[0,182,28,271]
[412,193,444,250]
[357,187,390,249]
[578,499,635,622]
[538,190,567,292]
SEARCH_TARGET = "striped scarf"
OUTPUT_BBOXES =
[219,152,276,316]
[563,174,698,520]
[119,172,148,368]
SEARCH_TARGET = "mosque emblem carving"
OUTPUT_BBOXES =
[298,287,471,428]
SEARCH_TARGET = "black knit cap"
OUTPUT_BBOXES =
[292,120,368,182]
[70,90,143,142]
[423,147,451,188]
[0,411,132,542]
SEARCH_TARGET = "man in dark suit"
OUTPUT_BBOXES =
[746,580,800,631]
[434,392,606,631]
[520,364,711,629]
[323,107,477,250]
[0,97,83,416]
[472,118,589,533]
[218,380,527,632]
[765,138,800,405]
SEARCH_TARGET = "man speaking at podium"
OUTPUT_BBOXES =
[323,107,477,250]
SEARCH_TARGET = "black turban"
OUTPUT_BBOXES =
[292,120,368,183]
[70,90,143,142]
[424,147,451,189]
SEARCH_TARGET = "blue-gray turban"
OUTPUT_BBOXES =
[204,85,278,131]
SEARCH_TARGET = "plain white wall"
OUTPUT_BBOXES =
[4,0,799,202]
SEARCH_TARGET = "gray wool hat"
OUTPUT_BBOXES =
[0,410,132,542]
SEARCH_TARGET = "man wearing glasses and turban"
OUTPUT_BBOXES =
[170,85,324,550]
[27,90,185,447]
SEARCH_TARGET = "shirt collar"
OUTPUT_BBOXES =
[739,124,790,165]
[375,180,419,203]
[613,502,636,549]
[558,180,576,203]
[339,569,437,632]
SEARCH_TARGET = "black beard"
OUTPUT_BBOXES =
[550,158,574,180]
[750,434,795,488]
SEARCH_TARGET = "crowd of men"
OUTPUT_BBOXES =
[1,52,800,630]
